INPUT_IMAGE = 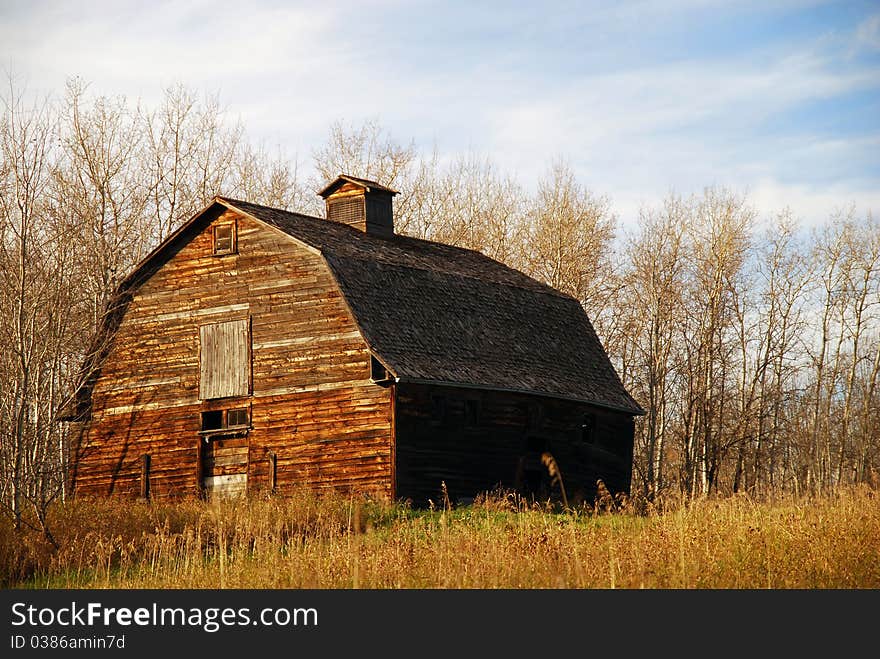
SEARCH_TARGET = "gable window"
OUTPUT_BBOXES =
[199,318,251,400]
[213,222,237,255]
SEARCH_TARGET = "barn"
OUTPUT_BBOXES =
[62,174,643,505]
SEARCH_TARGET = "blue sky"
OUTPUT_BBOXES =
[2,0,878,227]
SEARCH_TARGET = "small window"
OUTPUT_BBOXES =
[227,408,249,428]
[370,355,389,382]
[465,399,481,426]
[213,222,236,255]
[581,414,596,444]
[431,395,447,425]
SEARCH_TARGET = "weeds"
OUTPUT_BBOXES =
[1,486,877,589]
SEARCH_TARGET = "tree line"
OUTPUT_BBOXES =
[1,79,877,528]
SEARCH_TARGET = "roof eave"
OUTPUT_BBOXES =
[317,174,399,198]
[394,376,645,416]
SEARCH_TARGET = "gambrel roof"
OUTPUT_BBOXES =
[219,197,643,415]
[63,195,643,419]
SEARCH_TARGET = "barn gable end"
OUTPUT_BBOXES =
[70,206,393,499]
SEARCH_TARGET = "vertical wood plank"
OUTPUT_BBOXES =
[200,318,250,399]
[140,454,151,499]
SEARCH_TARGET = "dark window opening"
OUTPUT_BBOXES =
[465,399,481,426]
[213,222,236,255]
[431,395,447,425]
[370,355,389,382]
[581,413,596,444]
[201,410,223,431]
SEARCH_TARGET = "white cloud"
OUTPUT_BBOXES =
[0,1,343,100]
[489,50,875,150]
[855,13,880,51]
[478,46,879,227]
[746,178,879,227]
[0,0,877,230]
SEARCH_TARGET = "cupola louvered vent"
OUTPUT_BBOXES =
[327,196,365,227]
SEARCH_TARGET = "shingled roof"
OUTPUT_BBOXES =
[220,197,643,415]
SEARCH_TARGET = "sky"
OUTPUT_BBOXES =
[1,0,878,229]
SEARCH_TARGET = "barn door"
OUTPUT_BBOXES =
[201,436,248,499]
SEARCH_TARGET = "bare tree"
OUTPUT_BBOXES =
[622,195,688,500]
[523,160,616,318]
[427,152,526,263]
[54,79,152,327]
[142,84,244,240]
[678,188,754,496]
[2,76,877,519]
[233,141,309,213]
[0,78,71,536]
[836,213,880,484]
[311,117,434,231]
[312,118,415,191]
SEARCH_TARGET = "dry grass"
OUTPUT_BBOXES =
[1,486,878,589]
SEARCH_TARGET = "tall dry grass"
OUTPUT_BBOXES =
[1,486,877,589]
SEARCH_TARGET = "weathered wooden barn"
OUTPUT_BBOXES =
[62,174,643,504]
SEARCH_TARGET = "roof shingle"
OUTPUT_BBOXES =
[222,197,643,415]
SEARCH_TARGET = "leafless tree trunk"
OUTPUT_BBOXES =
[0,77,63,533]
[623,195,687,500]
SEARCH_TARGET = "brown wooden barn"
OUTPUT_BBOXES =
[62,174,644,505]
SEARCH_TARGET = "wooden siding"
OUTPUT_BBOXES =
[394,383,634,506]
[70,209,393,500]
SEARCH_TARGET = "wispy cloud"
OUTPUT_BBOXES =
[855,12,880,51]
[483,42,879,224]
[0,1,342,96]
[0,0,877,228]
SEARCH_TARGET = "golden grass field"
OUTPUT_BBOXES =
[2,486,878,589]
